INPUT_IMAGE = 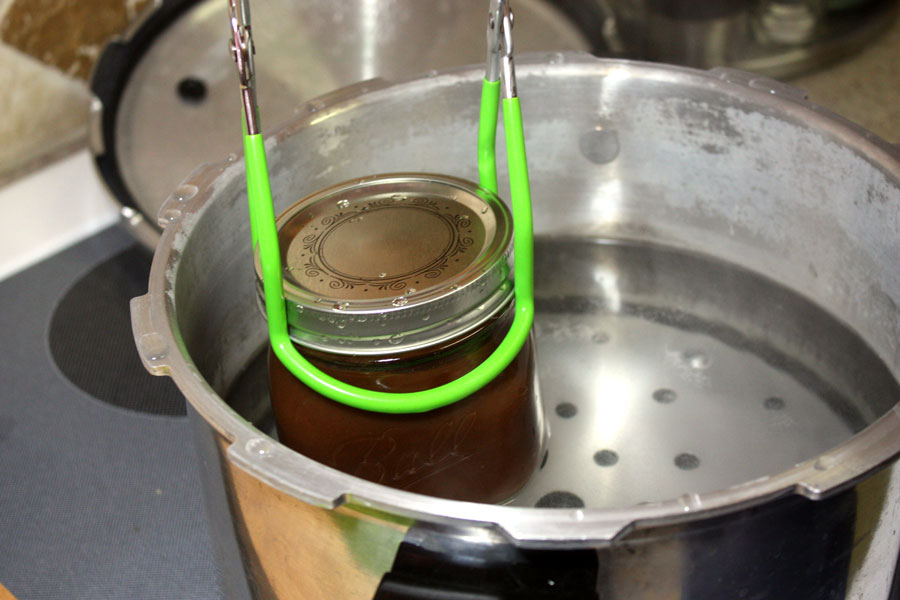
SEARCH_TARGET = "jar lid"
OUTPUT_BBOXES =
[255,173,513,354]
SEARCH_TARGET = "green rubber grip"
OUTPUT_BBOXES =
[244,84,533,413]
[479,78,500,194]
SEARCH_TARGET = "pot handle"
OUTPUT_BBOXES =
[794,405,900,498]
[374,533,600,599]
[130,293,171,376]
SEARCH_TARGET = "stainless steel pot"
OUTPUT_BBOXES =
[579,0,900,78]
[132,54,900,599]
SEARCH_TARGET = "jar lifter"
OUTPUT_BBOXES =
[229,0,534,413]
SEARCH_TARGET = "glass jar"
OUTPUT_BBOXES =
[257,173,543,503]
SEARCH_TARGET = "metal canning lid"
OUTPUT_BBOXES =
[255,173,514,354]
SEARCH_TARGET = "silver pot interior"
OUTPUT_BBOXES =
[152,54,900,520]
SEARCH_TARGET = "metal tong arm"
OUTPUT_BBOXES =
[479,0,521,193]
[485,0,517,96]
[229,0,259,135]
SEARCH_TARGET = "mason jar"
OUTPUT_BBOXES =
[258,173,543,503]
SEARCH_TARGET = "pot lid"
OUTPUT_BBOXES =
[88,0,592,248]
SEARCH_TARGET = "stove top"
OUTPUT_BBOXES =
[0,224,220,598]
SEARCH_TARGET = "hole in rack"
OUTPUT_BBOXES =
[535,491,584,508]
[653,388,677,404]
[764,396,786,410]
[593,449,619,466]
[555,402,577,418]
[674,453,701,470]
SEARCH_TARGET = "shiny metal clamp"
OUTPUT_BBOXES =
[228,0,260,134]
[486,0,517,99]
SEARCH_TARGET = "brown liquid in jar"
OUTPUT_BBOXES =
[268,303,541,504]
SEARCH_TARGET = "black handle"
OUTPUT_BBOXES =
[374,530,599,600]
[90,0,201,215]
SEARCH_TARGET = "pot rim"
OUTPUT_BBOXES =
[132,52,900,545]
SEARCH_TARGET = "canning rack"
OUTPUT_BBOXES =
[228,0,534,413]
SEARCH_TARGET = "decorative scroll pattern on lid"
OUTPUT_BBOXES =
[284,194,483,300]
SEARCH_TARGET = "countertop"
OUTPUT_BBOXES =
[793,11,900,142]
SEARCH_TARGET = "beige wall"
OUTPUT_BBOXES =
[0,0,150,186]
